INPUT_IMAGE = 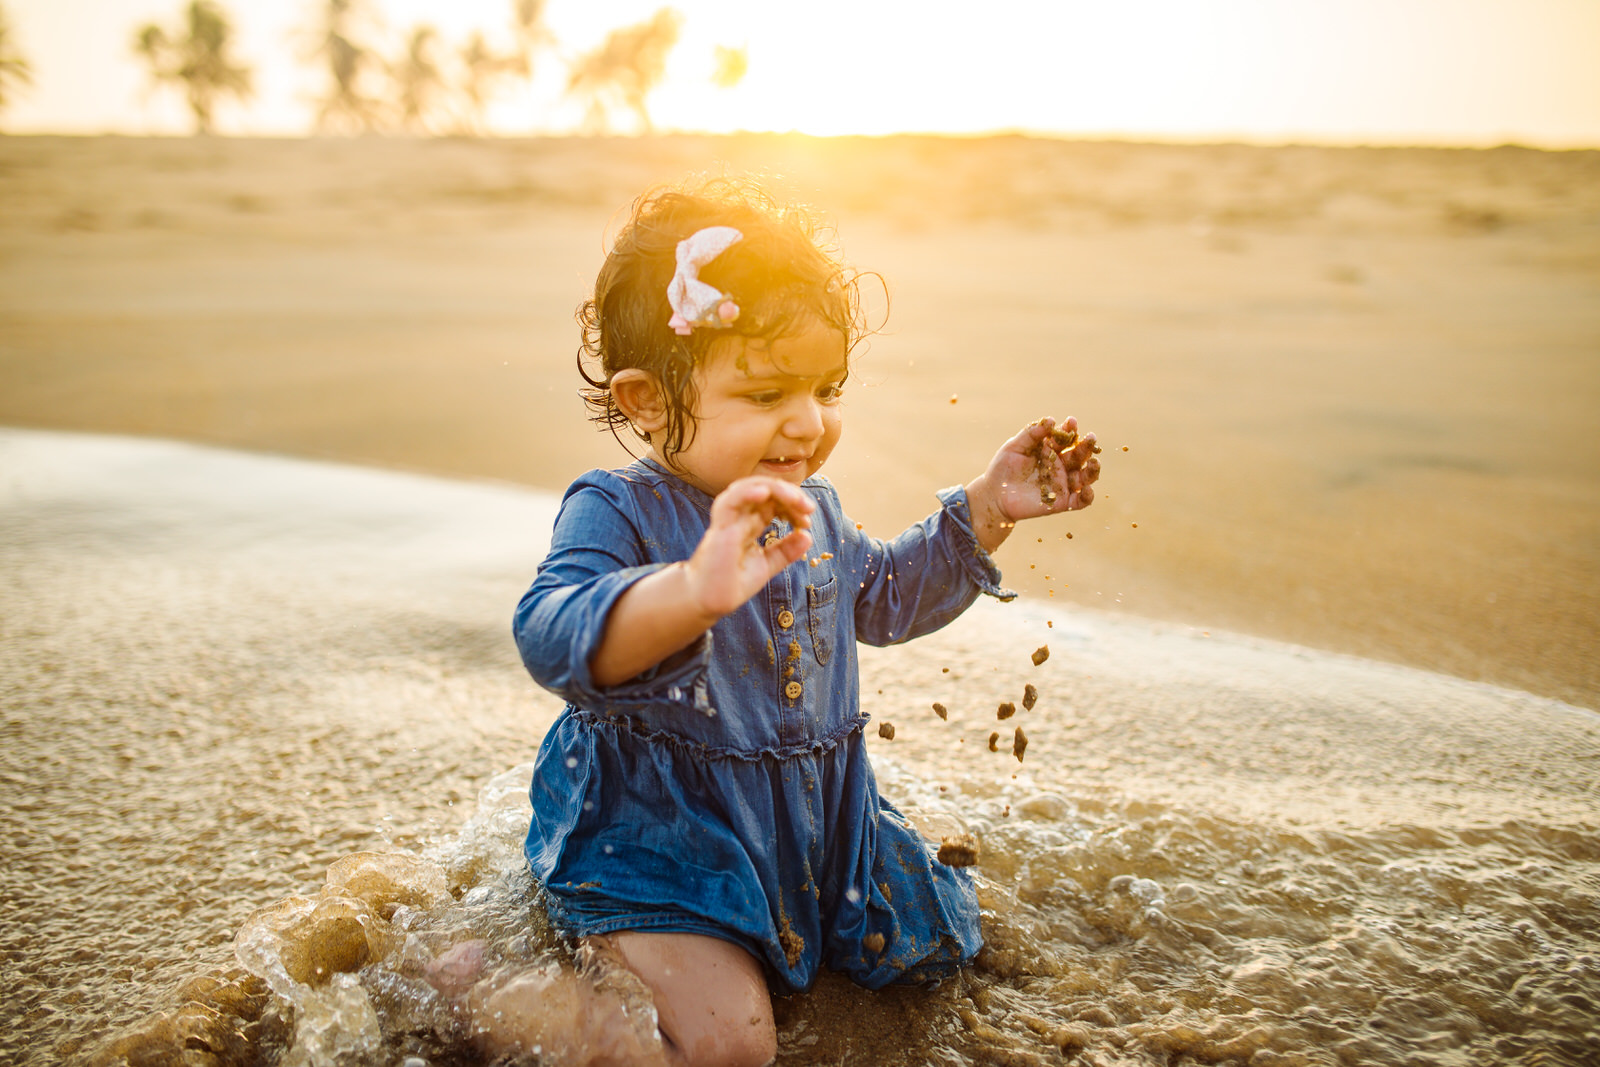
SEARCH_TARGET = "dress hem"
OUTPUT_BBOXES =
[567,706,870,763]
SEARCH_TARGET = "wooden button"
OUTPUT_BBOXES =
[762,531,779,547]
[777,609,795,628]
[785,680,803,699]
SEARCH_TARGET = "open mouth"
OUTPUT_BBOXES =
[761,456,808,473]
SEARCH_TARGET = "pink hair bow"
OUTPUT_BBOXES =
[666,226,743,336]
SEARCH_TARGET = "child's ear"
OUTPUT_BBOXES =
[610,369,668,435]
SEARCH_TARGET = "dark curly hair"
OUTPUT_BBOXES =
[577,176,873,459]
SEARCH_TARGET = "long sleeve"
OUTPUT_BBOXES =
[836,484,1015,648]
[513,475,712,714]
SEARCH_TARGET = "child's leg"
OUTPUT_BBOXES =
[596,930,776,1067]
[465,957,669,1067]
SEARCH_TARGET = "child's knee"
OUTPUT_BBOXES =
[670,998,775,1067]
[596,931,776,1067]
[705,1016,777,1067]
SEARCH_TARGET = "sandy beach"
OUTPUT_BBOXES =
[1,133,1597,709]
[4,428,1596,1065]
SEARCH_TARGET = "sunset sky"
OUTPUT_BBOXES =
[5,0,1599,145]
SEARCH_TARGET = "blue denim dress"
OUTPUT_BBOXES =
[514,458,1011,993]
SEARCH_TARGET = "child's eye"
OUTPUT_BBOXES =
[746,390,783,405]
[817,383,845,402]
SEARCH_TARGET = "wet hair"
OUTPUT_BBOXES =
[577,176,873,458]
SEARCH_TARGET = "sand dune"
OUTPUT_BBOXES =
[1,134,1596,707]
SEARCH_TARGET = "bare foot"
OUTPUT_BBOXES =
[421,939,486,999]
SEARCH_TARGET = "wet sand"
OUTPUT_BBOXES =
[1,134,1597,709]
[3,430,1596,1066]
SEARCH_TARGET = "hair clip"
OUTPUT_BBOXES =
[666,226,743,335]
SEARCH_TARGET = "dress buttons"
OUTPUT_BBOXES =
[777,609,795,629]
[763,531,779,547]
[785,680,803,700]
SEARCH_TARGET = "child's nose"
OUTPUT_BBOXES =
[783,397,824,440]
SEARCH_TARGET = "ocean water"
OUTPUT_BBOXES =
[2,428,1595,1066]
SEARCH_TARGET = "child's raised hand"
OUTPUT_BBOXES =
[965,416,1101,553]
[586,478,814,689]
[685,477,815,618]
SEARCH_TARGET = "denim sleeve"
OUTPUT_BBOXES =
[852,485,1015,647]
[513,480,711,712]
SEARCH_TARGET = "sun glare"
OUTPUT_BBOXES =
[668,0,1600,145]
[4,0,1598,144]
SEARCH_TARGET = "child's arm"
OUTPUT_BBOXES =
[963,416,1101,553]
[589,476,815,688]
[844,416,1097,649]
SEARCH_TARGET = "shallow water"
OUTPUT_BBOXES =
[2,429,1596,1066]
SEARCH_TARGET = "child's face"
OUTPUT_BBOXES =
[659,318,848,497]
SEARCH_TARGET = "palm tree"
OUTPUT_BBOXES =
[508,0,550,77]
[0,4,33,124]
[458,31,522,135]
[391,25,446,133]
[133,1,253,134]
[455,0,553,134]
[566,8,682,134]
[308,0,381,133]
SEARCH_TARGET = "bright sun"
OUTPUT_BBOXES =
[5,0,1600,145]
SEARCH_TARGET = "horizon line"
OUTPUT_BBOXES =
[4,128,1596,153]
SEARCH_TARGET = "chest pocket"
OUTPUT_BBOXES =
[806,576,837,666]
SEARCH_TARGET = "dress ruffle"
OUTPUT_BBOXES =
[528,711,981,993]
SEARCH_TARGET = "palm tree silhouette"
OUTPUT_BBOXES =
[457,1,551,134]
[509,0,551,78]
[308,0,381,133]
[391,25,446,134]
[458,32,518,135]
[133,1,253,134]
[0,4,33,126]
[566,8,682,134]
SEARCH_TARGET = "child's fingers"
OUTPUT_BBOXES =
[994,419,1056,488]
[726,506,773,546]
[711,477,815,532]
[748,477,814,524]
[765,529,812,568]
[1048,415,1079,444]
[1064,454,1102,493]
[1029,416,1097,458]
[709,477,772,521]
[708,485,772,535]
[1057,435,1099,476]
[1001,418,1053,455]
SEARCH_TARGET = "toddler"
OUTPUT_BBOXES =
[507,178,1100,1066]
